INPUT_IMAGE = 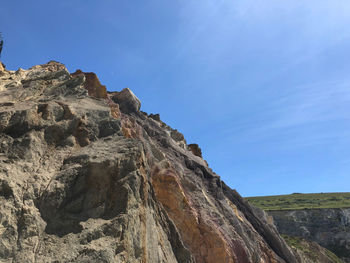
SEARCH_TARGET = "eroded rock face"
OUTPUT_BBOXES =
[0,61,304,263]
[188,143,202,158]
[282,235,345,263]
[111,88,141,114]
[71,69,107,99]
[269,209,350,262]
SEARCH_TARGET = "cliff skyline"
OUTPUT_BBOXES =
[1,1,350,196]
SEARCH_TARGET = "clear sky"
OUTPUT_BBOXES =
[1,1,350,196]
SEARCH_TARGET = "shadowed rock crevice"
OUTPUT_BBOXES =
[0,180,13,199]
[39,154,133,236]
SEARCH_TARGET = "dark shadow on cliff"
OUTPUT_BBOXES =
[38,158,132,237]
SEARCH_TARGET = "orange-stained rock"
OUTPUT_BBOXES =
[152,166,235,263]
[71,69,107,99]
[120,115,141,139]
[105,96,121,119]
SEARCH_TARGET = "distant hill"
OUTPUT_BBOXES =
[245,192,350,211]
[281,235,344,263]
[246,192,350,262]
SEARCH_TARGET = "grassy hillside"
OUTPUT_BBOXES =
[245,192,350,211]
[281,235,344,263]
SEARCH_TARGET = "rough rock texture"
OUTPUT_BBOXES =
[269,209,350,262]
[111,88,141,114]
[71,70,107,99]
[187,144,202,158]
[0,61,305,262]
[282,235,345,263]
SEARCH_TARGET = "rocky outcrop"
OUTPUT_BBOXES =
[0,61,305,262]
[268,209,350,262]
[188,143,202,158]
[282,235,344,263]
[111,88,141,114]
[71,69,107,99]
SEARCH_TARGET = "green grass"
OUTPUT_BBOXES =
[281,235,344,263]
[281,235,309,252]
[245,192,350,211]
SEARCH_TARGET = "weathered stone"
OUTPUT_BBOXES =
[170,129,184,142]
[282,235,345,263]
[188,143,202,158]
[111,88,141,113]
[149,113,160,121]
[269,208,350,262]
[71,69,107,99]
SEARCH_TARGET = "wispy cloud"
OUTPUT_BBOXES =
[217,78,350,149]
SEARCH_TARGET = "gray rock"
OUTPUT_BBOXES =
[111,88,141,114]
[188,143,202,158]
[269,208,350,262]
[149,113,160,121]
[170,129,184,142]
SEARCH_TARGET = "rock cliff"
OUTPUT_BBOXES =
[0,61,307,262]
[281,235,344,263]
[268,209,350,262]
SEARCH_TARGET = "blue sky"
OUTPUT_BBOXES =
[1,0,350,196]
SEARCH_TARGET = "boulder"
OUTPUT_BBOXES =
[111,88,141,113]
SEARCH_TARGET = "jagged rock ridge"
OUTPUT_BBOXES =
[0,61,304,262]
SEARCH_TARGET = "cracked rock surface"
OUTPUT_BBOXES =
[0,61,306,263]
[269,209,350,262]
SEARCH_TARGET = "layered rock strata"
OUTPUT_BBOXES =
[0,61,303,262]
[282,235,345,263]
[269,209,350,262]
